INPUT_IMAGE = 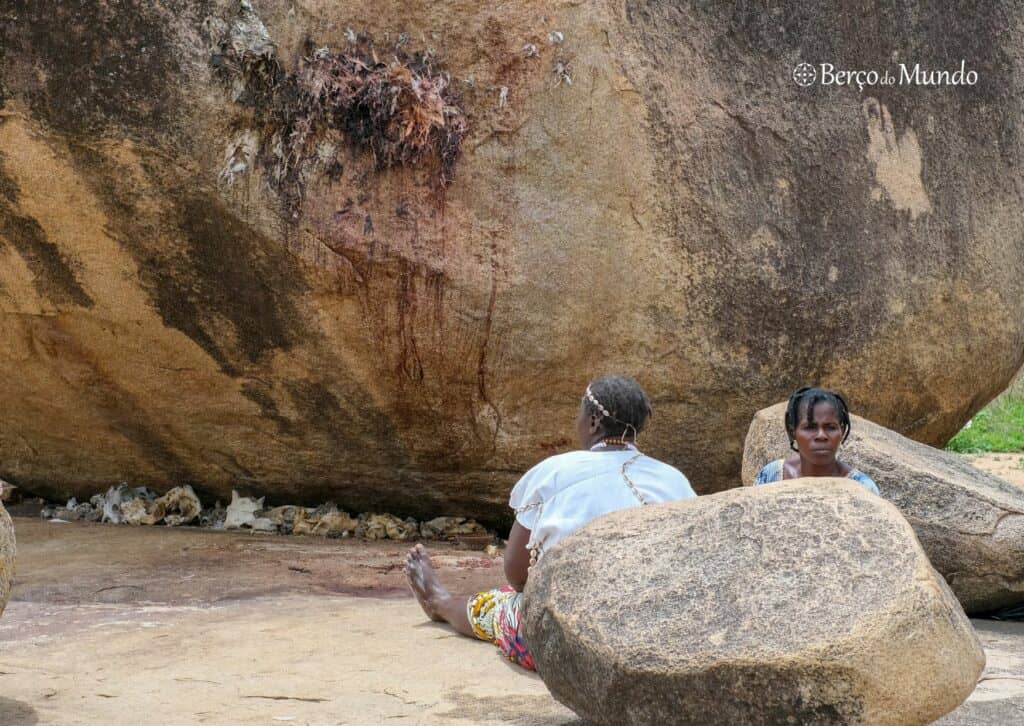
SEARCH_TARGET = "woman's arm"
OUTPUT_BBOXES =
[504,521,532,592]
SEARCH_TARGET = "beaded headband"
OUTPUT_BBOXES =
[585,385,612,418]
[585,385,639,441]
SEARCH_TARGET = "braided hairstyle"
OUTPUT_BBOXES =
[582,374,652,440]
[784,386,852,451]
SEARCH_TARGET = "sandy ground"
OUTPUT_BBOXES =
[0,452,1021,725]
[0,519,580,726]
[963,452,1024,489]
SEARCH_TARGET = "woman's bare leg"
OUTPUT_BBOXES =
[405,544,476,638]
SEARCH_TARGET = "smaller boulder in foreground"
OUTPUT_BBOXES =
[523,481,983,726]
[743,403,1024,613]
[0,501,14,617]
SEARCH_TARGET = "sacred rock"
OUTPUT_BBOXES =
[1,1,1022,520]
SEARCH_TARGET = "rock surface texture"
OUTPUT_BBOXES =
[743,402,1024,613]
[0,501,14,616]
[522,481,984,726]
[1,1,1023,519]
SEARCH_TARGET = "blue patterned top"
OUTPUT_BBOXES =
[753,459,880,495]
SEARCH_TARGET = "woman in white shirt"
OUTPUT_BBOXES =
[405,374,696,669]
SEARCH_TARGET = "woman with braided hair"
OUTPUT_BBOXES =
[405,374,695,669]
[753,386,879,494]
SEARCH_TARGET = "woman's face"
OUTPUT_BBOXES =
[793,401,843,465]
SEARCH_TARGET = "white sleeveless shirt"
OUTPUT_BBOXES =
[509,445,696,561]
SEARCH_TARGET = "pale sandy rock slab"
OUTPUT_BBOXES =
[743,403,1024,613]
[523,481,984,726]
[937,620,1024,726]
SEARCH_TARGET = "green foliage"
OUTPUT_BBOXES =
[946,384,1024,453]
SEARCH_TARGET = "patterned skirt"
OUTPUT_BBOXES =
[466,585,535,670]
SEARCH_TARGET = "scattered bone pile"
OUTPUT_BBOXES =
[39,485,491,542]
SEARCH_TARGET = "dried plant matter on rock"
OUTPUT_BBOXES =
[156,485,202,526]
[50,485,203,528]
[49,498,101,523]
[290,503,354,537]
[122,498,163,526]
[419,516,487,539]
[200,500,227,528]
[224,490,263,529]
[743,402,1024,613]
[263,505,300,529]
[209,1,467,206]
[99,485,128,524]
[357,512,418,541]
[33,486,490,544]
[523,482,984,726]
[207,0,279,107]
[311,510,359,537]
[250,516,278,532]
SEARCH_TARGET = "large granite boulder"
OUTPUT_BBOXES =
[522,481,984,726]
[743,402,1024,613]
[0,502,14,616]
[2,2,1023,520]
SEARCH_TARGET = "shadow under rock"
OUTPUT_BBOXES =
[0,697,39,725]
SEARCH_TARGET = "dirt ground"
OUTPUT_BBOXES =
[0,453,1021,725]
[0,519,578,725]
[963,452,1024,489]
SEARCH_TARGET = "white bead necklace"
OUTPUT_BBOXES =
[590,440,648,505]
[524,440,648,568]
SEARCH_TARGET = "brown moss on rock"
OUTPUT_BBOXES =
[0,158,93,307]
[0,0,198,137]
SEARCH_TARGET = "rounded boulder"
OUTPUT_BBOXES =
[0,502,15,616]
[522,480,984,726]
[743,402,1024,613]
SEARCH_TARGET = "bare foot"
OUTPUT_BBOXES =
[405,544,450,622]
